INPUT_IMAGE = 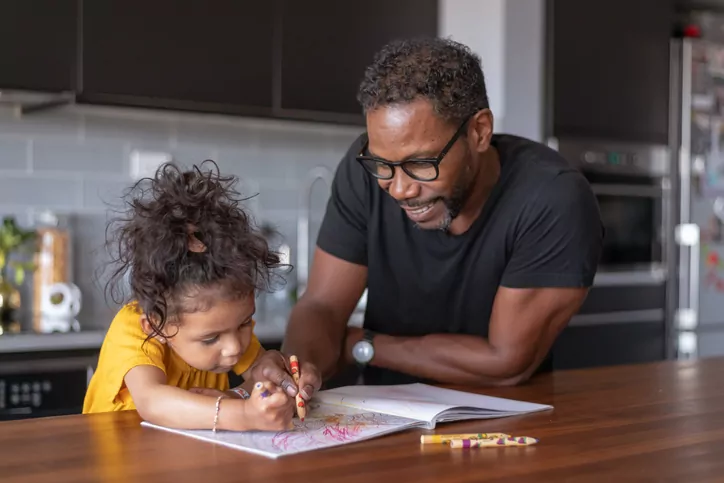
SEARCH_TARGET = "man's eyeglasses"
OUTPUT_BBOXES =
[355,116,471,182]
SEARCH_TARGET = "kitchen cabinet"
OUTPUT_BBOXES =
[279,0,438,117]
[3,1,439,121]
[552,321,666,370]
[79,0,437,122]
[546,0,674,144]
[0,0,77,92]
[551,283,667,370]
[80,1,275,114]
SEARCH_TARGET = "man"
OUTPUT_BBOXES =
[279,37,603,398]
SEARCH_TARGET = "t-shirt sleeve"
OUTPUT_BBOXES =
[232,320,263,375]
[316,135,371,266]
[500,171,604,288]
[109,305,167,376]
[83,304,168,412]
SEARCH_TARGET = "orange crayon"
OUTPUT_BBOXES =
[289,355,306,422]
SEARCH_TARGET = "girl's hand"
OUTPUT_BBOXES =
[243,381,294,431]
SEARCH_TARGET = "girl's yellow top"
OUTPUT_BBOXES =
[82,303,261,413]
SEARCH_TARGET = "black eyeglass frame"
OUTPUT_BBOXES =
[355,115,472,182]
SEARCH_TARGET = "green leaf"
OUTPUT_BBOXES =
[14,267,24,286]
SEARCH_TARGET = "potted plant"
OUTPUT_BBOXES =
[0,217,37,333]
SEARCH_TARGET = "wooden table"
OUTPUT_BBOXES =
[3,357,724,482]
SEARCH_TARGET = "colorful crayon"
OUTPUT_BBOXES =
[420,433,511,444]
[289,355,306,422]
[449,436,539,448]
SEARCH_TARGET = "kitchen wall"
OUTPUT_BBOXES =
[0,0,547,332]
[0,105,362,329]
[440,0,546,140]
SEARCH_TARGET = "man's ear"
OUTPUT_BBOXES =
[140,314,166,344]
[469,108,494,153]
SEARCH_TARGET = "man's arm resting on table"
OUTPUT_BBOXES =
[282,248,368,379]
[357,286,589,386]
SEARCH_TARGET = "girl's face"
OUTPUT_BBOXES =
[148,293,256,373]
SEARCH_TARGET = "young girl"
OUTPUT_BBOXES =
[83,160,306,432]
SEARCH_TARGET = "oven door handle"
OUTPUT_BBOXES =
[591,183,663,198]
[590,184,662,197]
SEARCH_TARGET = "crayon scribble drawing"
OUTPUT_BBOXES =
[147,402,419,458]
[271,410,397,452]
[174,402,420,457]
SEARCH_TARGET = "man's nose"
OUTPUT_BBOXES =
[386,170,421,201]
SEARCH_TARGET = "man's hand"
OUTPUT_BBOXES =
[294,359,323,400]
[245,350,322,400]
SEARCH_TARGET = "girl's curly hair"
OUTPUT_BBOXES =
[104,160,282,339]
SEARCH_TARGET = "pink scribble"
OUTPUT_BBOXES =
[272,432,292,450]
[269,412,388,451]
[322,422,362,442]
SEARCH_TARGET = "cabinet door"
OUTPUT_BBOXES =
[280,0,438,116]
[548,0,674,144]
[552,321,665,370]
[81,1,274,112]
[0,0,77,92]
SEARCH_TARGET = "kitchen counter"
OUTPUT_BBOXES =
[0,320,288,354]
[4,357,724,481]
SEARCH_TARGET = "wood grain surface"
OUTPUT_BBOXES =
[3,357,724,482]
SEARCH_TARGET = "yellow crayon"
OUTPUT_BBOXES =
[420,433,510,444]
[449,436,539,448]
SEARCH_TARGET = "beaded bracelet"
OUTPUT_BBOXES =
[229,387,250,400]
[212,395,225,433]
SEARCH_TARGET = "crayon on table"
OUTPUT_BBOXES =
[289,355,306,422]
[449,436,539,448]
[420,433,511,444]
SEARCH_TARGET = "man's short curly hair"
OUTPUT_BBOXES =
[357,37,489,123]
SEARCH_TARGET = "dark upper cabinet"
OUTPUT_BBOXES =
[280,0,438,116]
[547,0,674,145]
[0,0,77,92]
[81,1,275,113]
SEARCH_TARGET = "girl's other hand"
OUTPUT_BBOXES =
[243,381,294,431]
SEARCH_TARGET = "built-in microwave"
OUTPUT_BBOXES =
[551,138,671,286]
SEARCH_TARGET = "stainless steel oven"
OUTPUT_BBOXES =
[545,138,673,370]
[552,138,672,286]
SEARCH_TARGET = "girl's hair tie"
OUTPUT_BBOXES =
[187,225,207,253]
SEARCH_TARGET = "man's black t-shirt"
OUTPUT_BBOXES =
[316,133,604,385]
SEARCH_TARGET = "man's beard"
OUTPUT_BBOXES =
[435,174,472,232]
[409,164,475,232]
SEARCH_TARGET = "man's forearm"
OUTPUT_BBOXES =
[370,333,540,386]
[282,300,345,379]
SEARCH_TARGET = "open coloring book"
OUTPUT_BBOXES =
[141,383,552,459]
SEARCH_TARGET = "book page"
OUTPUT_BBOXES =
[315,390,452,422]
[316,383,552,422]
[141,402,421,459]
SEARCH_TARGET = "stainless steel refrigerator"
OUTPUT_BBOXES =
[670,35,724,359]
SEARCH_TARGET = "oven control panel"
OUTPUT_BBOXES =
[550,138,670,177]
[581,150,641,168]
